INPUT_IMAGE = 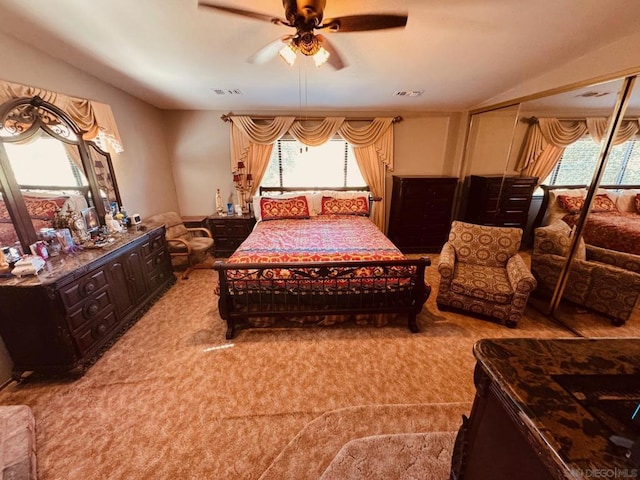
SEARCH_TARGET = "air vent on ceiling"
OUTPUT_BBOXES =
[212,89,243,95]
[394,90,424,97]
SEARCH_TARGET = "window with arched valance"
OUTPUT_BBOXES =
[225,115,399,230]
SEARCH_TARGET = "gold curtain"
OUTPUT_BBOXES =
[227,115,396,230]
[0,80,123,153]
[516,117,640,183]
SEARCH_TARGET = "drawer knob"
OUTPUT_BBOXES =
[82,281,96,295]
[92,323,107,339]
[84,302,100,318]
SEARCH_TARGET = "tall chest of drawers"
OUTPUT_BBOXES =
[387,175,458,253]
[464,175,538,229]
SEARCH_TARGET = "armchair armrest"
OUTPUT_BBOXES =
[186,227,213,238]
[586,245,640,273]
[166,238,192,255]
[506,255,537,294]
[438,242,456,279]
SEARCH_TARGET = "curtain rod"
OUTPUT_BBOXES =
[221,113,403,124]
[521,115,640,124]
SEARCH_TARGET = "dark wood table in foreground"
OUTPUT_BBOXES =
[451,338,640,479]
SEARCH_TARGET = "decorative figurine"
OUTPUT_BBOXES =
[105,212,123,234]
[216,188,223,214]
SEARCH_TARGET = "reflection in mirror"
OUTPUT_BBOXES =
[0,96,112,251]
[458,104,525,222]
[523,76,640,333]
[87,142,121,211]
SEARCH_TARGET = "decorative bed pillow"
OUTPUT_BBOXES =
[591,194,618,213]
[260,196,310,221]
[23,196,67,220]
[556,195,585,214]
[615,189,640,212]
[320,196,369,216]
[635,193,640,214]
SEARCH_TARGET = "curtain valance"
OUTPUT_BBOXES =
[0,80,124,154]
[226,115,397,230]
[516,116,640,181]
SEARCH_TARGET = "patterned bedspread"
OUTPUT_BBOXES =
[223,215,415,292]
[229,215,404,263]
[562,211,640,255]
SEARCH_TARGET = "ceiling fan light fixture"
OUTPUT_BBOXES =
[279,43,298,66]
[313,47,330,67]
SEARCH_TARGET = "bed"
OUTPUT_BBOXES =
[213,189,431,339]
[533,184,640,255]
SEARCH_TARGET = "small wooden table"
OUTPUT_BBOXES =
[181,215,208,229]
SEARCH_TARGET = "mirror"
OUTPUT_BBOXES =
[0,96,119,252]
[457,104,522,222]
[462,75,640,333]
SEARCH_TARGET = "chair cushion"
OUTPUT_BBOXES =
[448,221,522,268]
[450,263,514,304]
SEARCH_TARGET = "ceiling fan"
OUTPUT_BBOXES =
[197,0,408,70]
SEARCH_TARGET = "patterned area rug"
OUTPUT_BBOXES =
[320,431,456,480]
[260,403,469,480]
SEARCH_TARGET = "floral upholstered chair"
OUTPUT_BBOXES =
[437,221,536,328]
[531,220,640,326]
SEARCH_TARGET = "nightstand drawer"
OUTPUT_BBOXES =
[207,214,256,257]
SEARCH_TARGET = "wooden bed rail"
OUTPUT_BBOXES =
[214,257,431,339]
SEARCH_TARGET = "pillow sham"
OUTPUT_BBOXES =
[259,195,310,221]
[557,195,585,214]
[320,196,369,216]
[591,194,618,213]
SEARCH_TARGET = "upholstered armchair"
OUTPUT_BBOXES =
[531,220,640,326]
[437,221,537,328]
[147,212,214,279]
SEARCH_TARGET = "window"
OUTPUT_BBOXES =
[543,138,640,186]
[259,137,367,189]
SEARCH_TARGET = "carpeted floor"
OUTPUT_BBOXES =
[0,254,638,479]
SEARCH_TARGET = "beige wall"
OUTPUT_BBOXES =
[164,111,468,232]
[0,31,180,219]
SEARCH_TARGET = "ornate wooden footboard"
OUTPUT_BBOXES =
[214,257,431,339]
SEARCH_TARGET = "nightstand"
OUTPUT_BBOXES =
[207,213,256,257]
[181,215,208,229]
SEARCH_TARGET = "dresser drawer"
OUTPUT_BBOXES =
[66,288,112,331]
[73,309,118,355]
[142,231,166,257]
[60,269,109,309]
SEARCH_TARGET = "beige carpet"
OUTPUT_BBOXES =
[320,431,456,480]
[0,253,636,479]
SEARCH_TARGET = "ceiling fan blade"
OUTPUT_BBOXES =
[321,14,408,33]
[248,36,293,65]
[316,35,346,70]
[197,2,287,25]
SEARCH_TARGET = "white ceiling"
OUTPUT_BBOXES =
[1,0,640,112]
